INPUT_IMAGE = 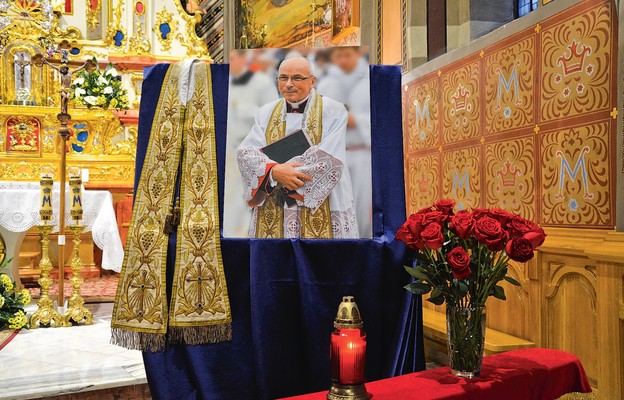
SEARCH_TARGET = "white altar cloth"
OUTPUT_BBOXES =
[0,181,124,284]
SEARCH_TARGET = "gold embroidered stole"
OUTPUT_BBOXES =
[111,63,231,351]
[255,92,333,239]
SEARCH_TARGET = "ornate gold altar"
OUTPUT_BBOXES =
[0,0,213,283]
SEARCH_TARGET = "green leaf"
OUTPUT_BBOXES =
[430,286,443,299]
[404,266,428,281]
[404,282,432,295]
[504,276,521,286]
[427,293,445,305]
[492,285,506,300]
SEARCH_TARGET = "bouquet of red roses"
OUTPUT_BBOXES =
[396,199,546,307]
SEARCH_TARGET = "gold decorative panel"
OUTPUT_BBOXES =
[442,146,480,211]
[403,78,439,151]
[540,1,612,122]
[402,0,617,227]
[405,154,439,212]
[485,136,536,220]
[484,36,535,134]
[541,120,611,227]
[442,61,481,144]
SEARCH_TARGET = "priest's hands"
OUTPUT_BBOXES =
[271,162,312,191]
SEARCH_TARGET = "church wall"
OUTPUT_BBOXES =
[402,0,624,398]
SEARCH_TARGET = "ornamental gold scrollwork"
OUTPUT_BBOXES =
[85,0,102,29]
[172,0,212,60]
[128,20,151,55]
[104,0,127,49]
[153,7,177,52]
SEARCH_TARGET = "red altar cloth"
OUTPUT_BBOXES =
[279,348,592,400]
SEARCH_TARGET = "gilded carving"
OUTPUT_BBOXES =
[541,121,611,226]
[485,136,536,220]
[104,0,127,49]
[540,2,611,122]
[85,0,102,29]
[442,61,480,144]
[6,116,40,153]
[484,35,535,134]
[153,7,177,52]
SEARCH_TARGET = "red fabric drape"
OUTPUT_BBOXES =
[280,348,592,400]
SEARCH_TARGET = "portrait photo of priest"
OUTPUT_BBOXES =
[225,48,371,239]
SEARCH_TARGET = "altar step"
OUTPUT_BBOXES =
[42,383,151,400]
[422,307,535,366]
[0,303,147,400]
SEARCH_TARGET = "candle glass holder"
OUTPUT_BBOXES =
[62,222,93,326]
[327,296,371,400]
[29,223,63,328]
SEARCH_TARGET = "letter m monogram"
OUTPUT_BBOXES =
[452,169,470,197]
[414,96,431,126]
[555,146,593,200]
[495,61,521,111]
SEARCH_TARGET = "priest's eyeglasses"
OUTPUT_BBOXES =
[277,75,312,83]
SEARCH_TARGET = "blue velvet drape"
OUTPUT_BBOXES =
[136,64,425,400]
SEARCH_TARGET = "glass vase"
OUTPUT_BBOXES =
[446,305,486,378]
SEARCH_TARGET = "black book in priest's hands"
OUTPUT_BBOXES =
[260,129,311,164]
[260,129,311,207]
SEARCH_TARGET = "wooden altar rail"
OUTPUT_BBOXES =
[422,228,624,400]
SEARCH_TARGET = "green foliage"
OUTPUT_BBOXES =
[0,258,29,330]
[71,59,130,110]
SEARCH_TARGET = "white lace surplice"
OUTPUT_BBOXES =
[236,94,359,239]
[0,181,124,272]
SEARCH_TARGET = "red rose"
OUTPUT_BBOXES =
[507,215,539,238]
[446,246,472,279]
[420,222,444,250]
[471,208,490,220]
[523,231,546,249]
[422,211,449,225]
[505,237,535,262]
[474,216,507,251]
[488,208,514,226]
[434,199,456,215]
[449,210,475,239]
[396,213,426,249]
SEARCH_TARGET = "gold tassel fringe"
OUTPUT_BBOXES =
[110,328,167,352]
[168,323,233,346]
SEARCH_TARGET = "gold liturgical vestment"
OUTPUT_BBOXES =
[111,61,232,351]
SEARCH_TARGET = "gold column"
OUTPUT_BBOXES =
[62,222,93,326]
[29,223,63,328]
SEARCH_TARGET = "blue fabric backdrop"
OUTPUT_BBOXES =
[136,63,425,400]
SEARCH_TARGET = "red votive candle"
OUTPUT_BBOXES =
[330,327,367,385]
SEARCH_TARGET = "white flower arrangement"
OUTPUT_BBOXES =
[71,59,129,110]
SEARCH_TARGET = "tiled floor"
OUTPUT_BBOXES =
[0,303,146,400]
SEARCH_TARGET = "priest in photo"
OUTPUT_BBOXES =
[236,57,358,239]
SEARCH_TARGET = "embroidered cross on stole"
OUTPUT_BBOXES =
[111,62,232,351]
[255,92,333,239]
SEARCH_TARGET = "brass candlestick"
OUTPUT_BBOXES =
[29,222,63,328]
[62,222,92,326]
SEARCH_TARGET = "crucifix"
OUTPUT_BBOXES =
[32,47,95,309]
[14,52,31,90]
